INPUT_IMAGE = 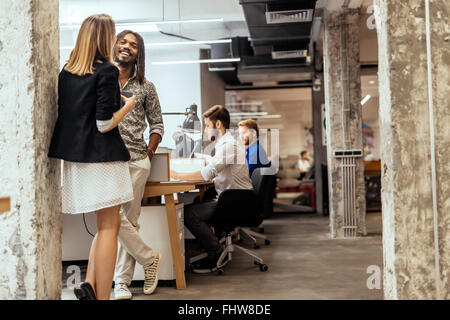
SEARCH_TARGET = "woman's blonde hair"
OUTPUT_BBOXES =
[65,14,116,76]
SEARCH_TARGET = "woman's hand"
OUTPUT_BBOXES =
[102,94,136,132]
[121,94,136,111]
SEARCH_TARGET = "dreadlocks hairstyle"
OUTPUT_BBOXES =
[113,30,146,84]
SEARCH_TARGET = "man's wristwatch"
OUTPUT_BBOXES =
[148,147,155,156]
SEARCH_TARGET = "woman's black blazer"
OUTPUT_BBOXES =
[48,60,130,163]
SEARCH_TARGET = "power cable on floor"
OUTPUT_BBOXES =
[83,213,95,238]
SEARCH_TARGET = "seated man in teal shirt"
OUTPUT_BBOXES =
[238,119,270,177]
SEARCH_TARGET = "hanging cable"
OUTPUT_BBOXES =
[425,0,441,300]
[158,0,196,42]
[83,213,95,238]
[159,30,196,41]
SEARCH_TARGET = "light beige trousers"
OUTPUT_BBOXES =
[114,156,156,285]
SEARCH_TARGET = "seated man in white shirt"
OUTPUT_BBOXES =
[170,105,253,269]
[297,150,312,180]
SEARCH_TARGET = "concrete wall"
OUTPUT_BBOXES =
[323,9,366,237]
[375,0,450,300]
[0,0,61,299]
[200,49,226,113]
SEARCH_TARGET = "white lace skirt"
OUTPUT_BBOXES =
[62,160,134,214]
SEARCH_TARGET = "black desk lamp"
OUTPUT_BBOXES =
[163,104,202,158]
[162,104,201,134]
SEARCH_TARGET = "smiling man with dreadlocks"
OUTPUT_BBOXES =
[112,30,164,300]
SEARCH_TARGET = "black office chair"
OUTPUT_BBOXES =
[189,189,268,275]
[238,168,276,248]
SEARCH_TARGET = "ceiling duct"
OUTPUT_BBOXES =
[266,8,314,24]
[207,37,254,85]
[271,41,310,59]
[216,0,318,86]
[240,0,317,56]
[237,65,313,83]
[208,37,253,70]
[272,49,308,60]
[207,0,321,87]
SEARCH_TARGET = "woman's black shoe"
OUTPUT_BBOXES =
[74,282,97,300]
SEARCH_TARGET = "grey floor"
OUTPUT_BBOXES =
[61,206,383,300]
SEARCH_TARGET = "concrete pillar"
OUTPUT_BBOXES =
[0,0,61,299]
[323,8,366,238]
[375,0,450,300]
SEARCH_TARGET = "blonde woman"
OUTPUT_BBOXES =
[48,14,135,300]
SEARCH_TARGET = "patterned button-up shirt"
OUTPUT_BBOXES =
[118,72,164,162]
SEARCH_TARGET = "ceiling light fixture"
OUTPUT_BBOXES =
[259,115,282,119]
[361,94,372,106]
[152,58,240,65]
[147,39,231,47]
[117,23,160,33]
[60,18,223,30]
[209,67,236,72]
[230,113,281,120]
[61,22,160,33]
[150,18,224,25]
[226,102,263,106]
[230,112,268,117]
[60,39,232,51]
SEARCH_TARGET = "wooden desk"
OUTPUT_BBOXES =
[0,197,10,215]
[364,160,381,177]
[142,180,214,290]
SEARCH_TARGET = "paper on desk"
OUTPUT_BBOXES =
[170,158,207,173]
[194,152,212,164]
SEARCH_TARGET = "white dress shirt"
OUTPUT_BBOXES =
[298,159,311,172]
[201,132,253,195]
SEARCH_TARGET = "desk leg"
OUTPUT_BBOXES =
[311,190,316,212]
[164,193,186,290]
[199,186,206,202]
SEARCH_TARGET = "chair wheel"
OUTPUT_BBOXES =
[259,264,268,272]
[259,228,265,234]
[265,239,271,245]
[217,269,224,275]
[253,244,260,249]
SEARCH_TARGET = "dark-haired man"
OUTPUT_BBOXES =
[112,30,164,300]
[171,105,253,269]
